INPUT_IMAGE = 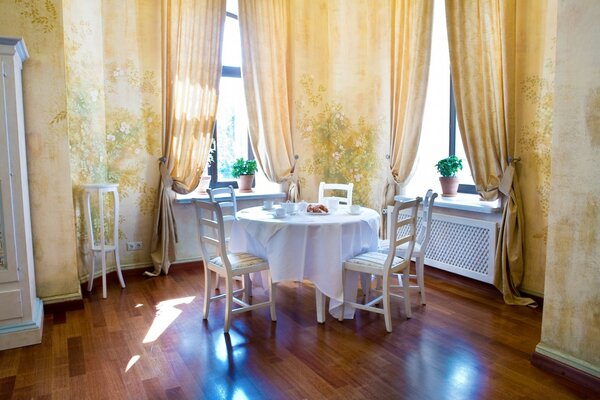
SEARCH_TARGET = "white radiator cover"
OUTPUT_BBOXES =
[394,208,499,283]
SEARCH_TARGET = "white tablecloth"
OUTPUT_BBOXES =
[229,205,380,319]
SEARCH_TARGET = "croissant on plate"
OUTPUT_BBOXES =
[307,203,329,213]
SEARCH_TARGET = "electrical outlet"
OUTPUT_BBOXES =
[126,241,143,251]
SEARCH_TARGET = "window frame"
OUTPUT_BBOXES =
[208,10,255,189]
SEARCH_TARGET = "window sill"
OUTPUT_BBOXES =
[394,193,502,214]
[175,189,286,204]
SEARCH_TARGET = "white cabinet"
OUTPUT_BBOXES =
[0,37,43,350]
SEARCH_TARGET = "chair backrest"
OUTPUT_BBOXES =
[417,189,438,253]
[386,190,438,248]
[207,185,238,222]
[318,182,354,205]
[194,200,232,273]
[385,197,421,273]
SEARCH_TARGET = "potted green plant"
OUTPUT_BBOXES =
[231,158,258,192]
[435,155,463,197]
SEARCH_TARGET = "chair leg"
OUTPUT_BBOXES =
[224,278,233,333]
[268,271,277,322]
[203,266,211,320]
[243,274,252,302]
[338,268,346,322]
[416,256,426,305]
[87,252,96,292]
[214,272,221,293]
[247,275,253,298]
[383,274,392,333]
[402,268,412,319]
[114,249,126,288]
[101,249,107,299]
[360,273,370,302]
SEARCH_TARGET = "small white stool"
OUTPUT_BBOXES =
[82,183,125,298]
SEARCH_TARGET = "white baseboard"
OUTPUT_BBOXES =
[535,342,600,378]
[78,258,203,284]
[41,289,82,304]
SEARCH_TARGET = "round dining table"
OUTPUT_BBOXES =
[229,204,380,321]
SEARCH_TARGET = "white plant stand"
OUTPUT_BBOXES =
[82,183,125,298]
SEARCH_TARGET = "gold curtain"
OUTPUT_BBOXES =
[149,0,226,276]
[446,0,535,305]
[239,0,299,201]
[382,0,434,237]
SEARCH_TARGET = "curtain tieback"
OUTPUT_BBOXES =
[286,174,300,202]
[159,159,173,188]
[382,169,399,206]
[499,157,520,196]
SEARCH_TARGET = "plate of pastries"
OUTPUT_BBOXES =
[306,203,330,214]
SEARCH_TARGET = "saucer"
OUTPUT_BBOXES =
[262,206,274,211]
[272,213,287,219]
[348,210,362,215]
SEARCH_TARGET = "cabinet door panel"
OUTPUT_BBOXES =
[0,290,23,321]
[0,61,19,284]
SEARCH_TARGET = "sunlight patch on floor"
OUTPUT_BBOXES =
[142,296,195,343]
[125,355,140,372]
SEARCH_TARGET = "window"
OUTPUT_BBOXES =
[405,0,476,196]
[209,0,254,188]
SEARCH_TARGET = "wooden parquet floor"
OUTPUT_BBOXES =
[0,263,595,400]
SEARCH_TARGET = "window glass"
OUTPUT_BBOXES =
[215,76,249,181]
[454,123,475,186]
[221,12,241,67]
[226,0,238,15]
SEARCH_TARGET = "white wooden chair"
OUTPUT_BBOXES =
[379,189,438,305]
[338,197,420,332]
[195,200,276,333]
[207,186,250,296]
[318,182,354,206]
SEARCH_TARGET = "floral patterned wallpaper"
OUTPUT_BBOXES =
[100,0,162,272]
[290,0,390,210]
[63,0,162,277]
[14,0,58,33]
[296,75,382,208]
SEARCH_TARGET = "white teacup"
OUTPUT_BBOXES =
[350,204,361,214]
[297,200,308,212]
[274,207,286,218]
[282,202,296,214]
[325,197,339,211]
[263,200,274,210]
